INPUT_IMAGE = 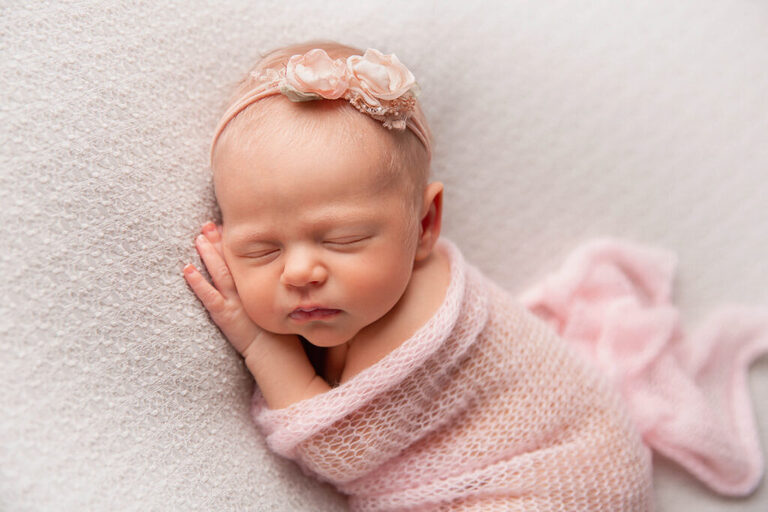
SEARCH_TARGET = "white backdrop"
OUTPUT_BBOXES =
[1,1,767,510]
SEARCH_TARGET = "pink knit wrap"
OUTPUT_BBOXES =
[252,239,656,511]
[250,238,768,509]
[520,238,768,496]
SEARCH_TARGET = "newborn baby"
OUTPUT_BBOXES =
[187,43,447,408]
[183,41,655,510]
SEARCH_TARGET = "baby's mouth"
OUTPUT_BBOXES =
[289,307,341,322]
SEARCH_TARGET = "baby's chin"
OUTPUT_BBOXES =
[252,316,356,348]
[299,330,355,348]
[255,315,364,348]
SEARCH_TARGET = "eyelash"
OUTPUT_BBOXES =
[244,237,370,259]
[324,236,369,246]
[247,249,279,260]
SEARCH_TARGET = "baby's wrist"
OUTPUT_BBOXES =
[243,328,287,361]
[242,329,265,360]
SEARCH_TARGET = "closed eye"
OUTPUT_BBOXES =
[245,248,280,260]
[324,236,370,246]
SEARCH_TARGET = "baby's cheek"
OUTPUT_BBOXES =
[346,259,411,312]
[235,274,281,329]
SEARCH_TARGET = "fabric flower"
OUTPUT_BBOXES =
[347,49,416,105]
[284,49,349,100]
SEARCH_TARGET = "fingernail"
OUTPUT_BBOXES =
[183,264,195,274]
[196,234,206,244]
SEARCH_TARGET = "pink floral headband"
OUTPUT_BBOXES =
[209,48,432,165]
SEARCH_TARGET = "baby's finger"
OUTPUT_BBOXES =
[182,264,228,315]
[195,235,237,296]
[201,222,224,255]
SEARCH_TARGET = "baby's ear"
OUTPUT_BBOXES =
[415,182,444,262]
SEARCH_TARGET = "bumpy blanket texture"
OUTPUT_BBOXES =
[4,2,768,510]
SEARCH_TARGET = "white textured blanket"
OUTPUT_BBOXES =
[2,1,766,511]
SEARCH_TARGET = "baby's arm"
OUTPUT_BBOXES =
[183,224,330,409]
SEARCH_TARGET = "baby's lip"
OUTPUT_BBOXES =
[291,304,332,312]
[289,305,341,321]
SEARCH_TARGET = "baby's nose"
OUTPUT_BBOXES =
[280,250,328,287]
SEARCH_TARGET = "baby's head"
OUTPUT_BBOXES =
[209,41,443,347]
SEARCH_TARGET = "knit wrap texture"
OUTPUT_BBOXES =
[252,240,654,511]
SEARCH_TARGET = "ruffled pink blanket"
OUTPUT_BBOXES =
[520,238,768,497]
[251,238,768,511]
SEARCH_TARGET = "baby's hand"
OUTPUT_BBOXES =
[183,222,262,357]
[183,222,330,409]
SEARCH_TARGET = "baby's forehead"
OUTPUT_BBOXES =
[221,102,409,175]
[215,139,402,193]
[213,96,426,222]
[217,144,417,238]
[237,95,385,147]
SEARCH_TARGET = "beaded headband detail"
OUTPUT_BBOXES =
[262,48,420,130]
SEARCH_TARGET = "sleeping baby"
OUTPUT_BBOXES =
[183,41,768,511]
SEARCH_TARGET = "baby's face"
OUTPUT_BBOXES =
[213,103,422,347]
